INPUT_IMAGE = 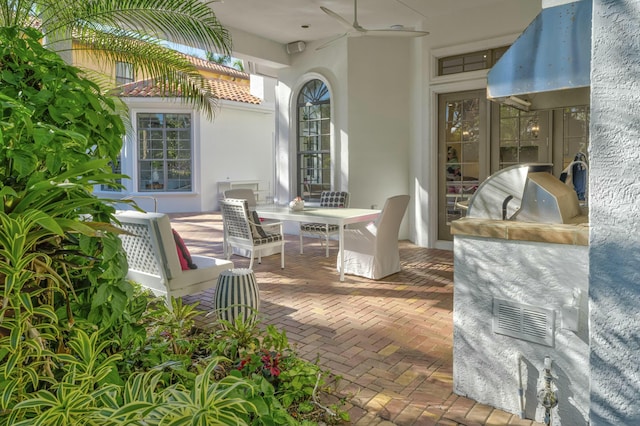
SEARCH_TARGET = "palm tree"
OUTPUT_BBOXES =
[0,0,232,120]
[205,51,245,72]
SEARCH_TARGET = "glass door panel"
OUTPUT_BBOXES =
[497,105,550,169]
[438,90,488,241]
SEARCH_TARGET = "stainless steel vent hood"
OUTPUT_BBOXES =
[487,0,591,110]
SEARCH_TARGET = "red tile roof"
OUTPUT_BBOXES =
[184,54,249,80]
[118,77,262,105]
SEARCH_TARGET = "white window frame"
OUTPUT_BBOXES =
[134,111,195,193]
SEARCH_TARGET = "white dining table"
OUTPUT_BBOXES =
[255,206,381,281]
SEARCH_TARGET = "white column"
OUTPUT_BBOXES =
[589,0,640,424]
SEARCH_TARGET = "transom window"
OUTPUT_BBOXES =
[137,113,192,192]
[297,79,330,201]
[439,46,509,76]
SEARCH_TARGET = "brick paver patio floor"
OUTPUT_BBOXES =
[170,212,543,426]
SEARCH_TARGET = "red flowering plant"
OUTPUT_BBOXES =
[218,322,351,423]
[261,350,282,377]
[236,349,282,382]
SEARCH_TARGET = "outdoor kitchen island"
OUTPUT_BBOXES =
[451,165,590,426]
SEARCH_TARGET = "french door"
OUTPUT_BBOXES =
[438,90,489,241]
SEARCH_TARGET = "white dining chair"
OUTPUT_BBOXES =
[338,194,410,280]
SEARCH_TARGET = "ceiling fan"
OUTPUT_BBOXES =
[317,0,429,50]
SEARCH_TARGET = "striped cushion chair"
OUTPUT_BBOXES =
[299,191,350,257]
[220,198,285,270]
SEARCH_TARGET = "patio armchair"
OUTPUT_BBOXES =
[339,194,410,280]
[223,189,281,258]
[220,198,285,270]
[114,210,234,302]
[299,191,350,257]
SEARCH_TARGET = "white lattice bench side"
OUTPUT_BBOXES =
[114,210,233,300]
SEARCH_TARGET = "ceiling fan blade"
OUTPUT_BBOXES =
[364,29,429,37]
[320,6,354,30]
[315,33,348,51]
[320,0,429,43]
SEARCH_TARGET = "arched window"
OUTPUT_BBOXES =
[297,79,330,201]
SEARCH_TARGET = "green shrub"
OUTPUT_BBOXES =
[0,26,349,426]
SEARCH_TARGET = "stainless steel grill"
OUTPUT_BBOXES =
[466,164,586,224]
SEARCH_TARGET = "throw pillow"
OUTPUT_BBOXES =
[172,229,198,270]
[250,210,269,239]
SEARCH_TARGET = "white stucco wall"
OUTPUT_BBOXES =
[453,235,589,425]
[103,97,275,214]
[201,101,275,212]
[589,1,640,424]
[346,36,411,215]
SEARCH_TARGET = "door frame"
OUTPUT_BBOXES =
[437,89,490,241]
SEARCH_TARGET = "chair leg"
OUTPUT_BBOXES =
[299,232,304,254]
[325,234,330,257]
[280,242,285,269]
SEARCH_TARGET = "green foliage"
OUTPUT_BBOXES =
[0,23,137,424]
[214,310,262,360]
[212,316,349,424]
[106,360,260,425]
[0,18,347,426]
[121,296,208,387]
[149,297,203,356]
[0,27,125,191]
[0,27,140,354]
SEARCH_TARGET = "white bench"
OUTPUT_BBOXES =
[114,210,234,301]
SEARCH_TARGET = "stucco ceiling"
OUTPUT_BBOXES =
[209,0,508,46]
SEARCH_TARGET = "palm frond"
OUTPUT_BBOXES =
[39,0,231,56]
[64,29,222,119]
[11,0,233,118]
[0,0,36,27]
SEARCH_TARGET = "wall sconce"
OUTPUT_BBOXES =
[527,118,540,139]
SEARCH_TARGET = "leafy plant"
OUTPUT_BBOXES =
[214,310,262,360]
[0,25,138,346]
[0,24,133,423]
[5,329,122,426]
[0,22,349,426]
[211,316,349,424]
[146,296,203,355]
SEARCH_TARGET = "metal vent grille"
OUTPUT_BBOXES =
[492,298,555,347]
